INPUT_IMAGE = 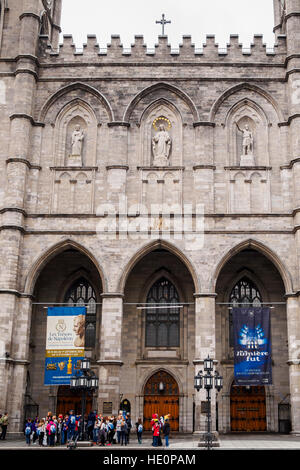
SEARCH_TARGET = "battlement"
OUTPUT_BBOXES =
[43,33,287,63]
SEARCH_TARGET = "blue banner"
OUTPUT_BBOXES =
[44,306,86,386]
[232,307,272,386]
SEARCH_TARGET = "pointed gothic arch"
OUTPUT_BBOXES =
[209,82,285,123]
[24,239,108,295]
[39,82,114,123]
[212,238,293,294]
[123,82,199,122]
[117,239,199,294]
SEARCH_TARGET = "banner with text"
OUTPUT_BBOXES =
[232,306,272,386]
[44,306,86,386]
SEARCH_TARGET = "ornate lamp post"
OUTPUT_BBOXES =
[70,357,99,441]
[194,356,223,450]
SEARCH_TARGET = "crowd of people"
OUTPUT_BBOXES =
[22,410,171,447]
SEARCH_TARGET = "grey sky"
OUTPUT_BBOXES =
[60,0,275,51]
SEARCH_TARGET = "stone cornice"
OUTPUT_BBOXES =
[280,157,300,169]
[19,12,40,22]
[193,293,217,298]
[101,293,124,299]
[224,166,272,171]
[107,121,130,127]
[193,121,215,128]
[0,289,33,299]
[193,165,216,170]
[9,113,45,127]
[0,207,27,216]
[96,360,123,366]
[278,114,300,127]
[137,166,185,171]
[0,357,30,366]
[6,157,42,170]
[50,166,98,171]
[106,165,129,171]
[0,225,25,233]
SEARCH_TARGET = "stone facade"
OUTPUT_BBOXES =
[1,0,300,435]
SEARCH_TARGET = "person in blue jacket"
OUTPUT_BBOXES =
[24,418,33,445]
[67,410,76,442]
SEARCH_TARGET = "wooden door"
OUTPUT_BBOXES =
[230,385,266,432]
[143,371,179,431]
[56,386,93,417]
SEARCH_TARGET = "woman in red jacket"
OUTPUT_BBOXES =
[152,419,160,447]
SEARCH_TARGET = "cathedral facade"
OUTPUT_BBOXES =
[1,0,300,435]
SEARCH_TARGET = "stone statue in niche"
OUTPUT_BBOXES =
[152,123,171,166]
[235,121,255,166]
[69,124,84,166]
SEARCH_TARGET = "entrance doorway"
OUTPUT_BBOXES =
[143,371,179,431]
[56,386,93,417]
[230,385,266,432]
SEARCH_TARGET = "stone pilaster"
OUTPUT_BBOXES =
[193,294,217,433]
[286,295,300,434]
[0,2,39,433]
[97,293,124,415]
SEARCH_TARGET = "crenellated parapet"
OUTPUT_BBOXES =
[43,33,287,63]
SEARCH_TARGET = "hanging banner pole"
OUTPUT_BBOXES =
[44,306,86,386]
[232,306,272,386]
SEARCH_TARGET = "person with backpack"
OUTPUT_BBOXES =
[107,418,114,445]
[67,410,76,442]
[37,419,46,446]
[120,418,128,446]
[163,416,170,447]
[24,418,33,445]
[46,419,56,446]
[136,418,143,444]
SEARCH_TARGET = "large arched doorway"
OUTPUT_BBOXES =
[230,384,266,432]
[215,246,289,433]
[27,245,102,420]
[143,371,179,431]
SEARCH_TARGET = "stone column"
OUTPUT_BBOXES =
[286,295,300,434]
[193,294,217,434]
[97,293,124,415]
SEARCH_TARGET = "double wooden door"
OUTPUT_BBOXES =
[230,385,266,432]
[143,371,179,431]
[56,386,93,417]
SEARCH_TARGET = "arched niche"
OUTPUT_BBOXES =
[54,99,97,167]
[139,99,183,167]
[226,99,269,166]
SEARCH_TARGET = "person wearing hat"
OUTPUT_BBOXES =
[163,416,170,447]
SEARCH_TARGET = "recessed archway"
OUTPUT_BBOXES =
[215,244,289,433]
[26,243,103,421]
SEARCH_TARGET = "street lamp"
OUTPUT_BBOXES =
[194,356,223,450]
[70,358,99,441]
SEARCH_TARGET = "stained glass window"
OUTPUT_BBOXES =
[229,277,262,346]
[64,277,97,348]
[146,278,180,347]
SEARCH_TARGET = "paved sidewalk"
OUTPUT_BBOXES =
[1,434,300,450]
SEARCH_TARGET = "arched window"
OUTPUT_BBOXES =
[145,277,180,347]
[64,277,97,348]
[229,277,262,346]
